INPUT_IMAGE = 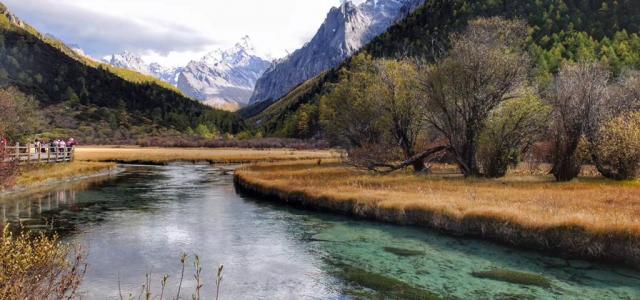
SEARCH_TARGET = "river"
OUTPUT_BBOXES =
[2,164,640,299]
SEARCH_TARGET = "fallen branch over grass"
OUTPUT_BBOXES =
[361,145,450,173]
[234,161,640,268]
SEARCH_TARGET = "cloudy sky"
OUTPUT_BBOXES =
[3,0,349,66]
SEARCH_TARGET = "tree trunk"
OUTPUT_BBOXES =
[461,130,481,177]
[411,159,426,172]
[552,154,581,181]
[552,136,581,182]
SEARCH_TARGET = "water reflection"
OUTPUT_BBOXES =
[1,186,77,229]
[0,173,144,234]
[3,165,640,299]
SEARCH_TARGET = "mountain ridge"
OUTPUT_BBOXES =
[101,36,270,111]
[243,0,640,138]
[0,2,243,143]
[248,0,425,105]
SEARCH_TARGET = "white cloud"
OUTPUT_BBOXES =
[3,0,342,66]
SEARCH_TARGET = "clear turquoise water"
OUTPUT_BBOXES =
[1,164,639,299]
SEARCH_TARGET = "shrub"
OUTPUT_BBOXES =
[0,87,44,143]
[0,226,86,299]
[236,131,253,141]
[477,94,550,177]
[0,161,18,190]
[592,112,640,180]
[0,145,18,189]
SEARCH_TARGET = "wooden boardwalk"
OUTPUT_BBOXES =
[1,143,75,164]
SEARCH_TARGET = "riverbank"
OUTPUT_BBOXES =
[1,161,117,197]
[76,146,338,165]
[234,160,640,268]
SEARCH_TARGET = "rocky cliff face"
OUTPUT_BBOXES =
[249,0,424,104]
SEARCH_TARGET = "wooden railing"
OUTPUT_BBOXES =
[1,143,75,164]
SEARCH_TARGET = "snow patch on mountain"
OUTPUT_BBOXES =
[101,36,269,111]
[177,36,271,110]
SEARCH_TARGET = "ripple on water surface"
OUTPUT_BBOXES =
[1,164,639,299]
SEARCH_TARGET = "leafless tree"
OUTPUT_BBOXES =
[588,71,640,179]
[608,71,640,115]
[419,17,530,177]
[548,62,610,181]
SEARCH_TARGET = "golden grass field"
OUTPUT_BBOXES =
[75,147,339,164]
[15,161,116,188]
[235,160,640,266]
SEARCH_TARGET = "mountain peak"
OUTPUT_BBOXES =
[236,35,255,52]
[249,0,425,104]
[178,35,270,109]
[200,36,259,66]
[106,51,147,73]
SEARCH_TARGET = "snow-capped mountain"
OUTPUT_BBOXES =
[102,52,182,85]
[177,36,271,110]
[101,36,269,110]
[249,0,425,104]
[104,51,149,74]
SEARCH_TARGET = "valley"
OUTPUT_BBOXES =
[1,0,640,299]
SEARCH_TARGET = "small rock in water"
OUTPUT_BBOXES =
[383,246,425,257]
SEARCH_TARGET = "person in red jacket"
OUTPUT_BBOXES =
[0,136,7,160]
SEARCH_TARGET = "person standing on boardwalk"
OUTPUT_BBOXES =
[58,139,66,154]
[67,138,76,149]
[52,139,59,153]
[0,136,6,160]
[34,139,41,153]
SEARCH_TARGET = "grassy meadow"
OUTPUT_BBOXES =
[15,161,116,188]
[235,160,640,267]
[75,146,339,164]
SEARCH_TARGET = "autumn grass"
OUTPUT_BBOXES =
[75,146,339,165]
[235,160,640,267]
[14,161,116,188]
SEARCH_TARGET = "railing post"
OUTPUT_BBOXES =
[26,143,31,164]
[15,142,19,163]
[47,145,51,163]
[37,144,41,163]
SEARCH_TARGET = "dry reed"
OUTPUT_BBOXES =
[15,161,116,188]
[235,160,640,267]
[76,147,338,165]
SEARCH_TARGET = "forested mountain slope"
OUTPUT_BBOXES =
[243,0,640,138]
[0,3,243,143]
